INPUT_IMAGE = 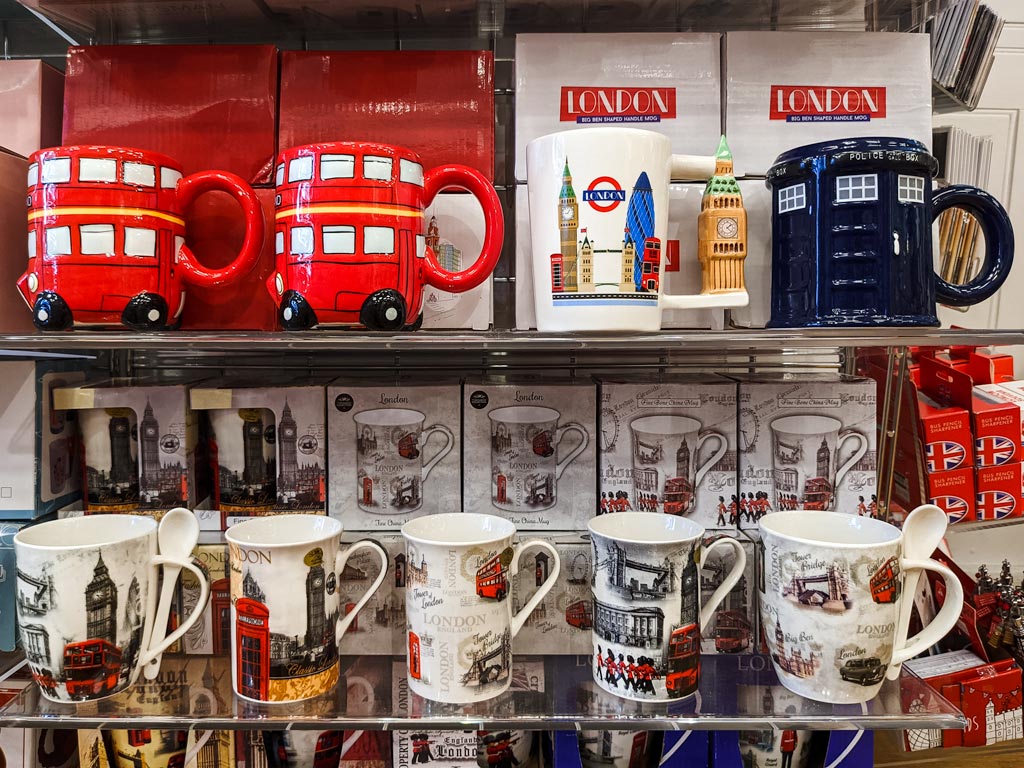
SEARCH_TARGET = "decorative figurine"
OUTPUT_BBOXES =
[765,137,1014,328]
[697,136,748,297]
[18,145,264,331]
[977,564,996,594]
[267,141,503,331]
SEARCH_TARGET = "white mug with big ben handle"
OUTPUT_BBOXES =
[525,127,749,332]
[402,512,560,704]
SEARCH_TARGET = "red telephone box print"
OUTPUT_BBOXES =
[362,477,374,505]
[408,632,421,680]
[496,474,507,504]
[211,578,231,655]
[235,597,270,701]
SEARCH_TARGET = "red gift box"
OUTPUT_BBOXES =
[975,462,1023,521]
[279,50,494,181]
[63,45,278,185]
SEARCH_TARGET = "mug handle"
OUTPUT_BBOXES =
[889,557,965,667]
[932,185,1014,307]
[422,164,504,293]
[555,423,589,480]
[698,538,747,632]
[335,540,389,644]
[175,170,265,289]
[510,540,561,637]
[421,424,455,481]
[694,431,728,488]
[137,557,210,668]
[834,430,868,487]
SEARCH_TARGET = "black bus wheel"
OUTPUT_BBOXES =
[280,291,318,330]
[31,291,73,331]
[360,289,406,331]
[122,293,169,331]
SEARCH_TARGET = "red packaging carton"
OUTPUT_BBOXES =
[279,51,494,181]
[975,462,1022,521]
[0,60,63,158]
[916,392,972,472]
[893,440,975,524]
[63,45,278,185]
[969,351,1015,385]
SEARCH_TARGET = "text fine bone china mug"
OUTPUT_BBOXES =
[402,512,561,704]
[525,127,749,332]
[354,408,454,515]
[225,514,387,703]
[488,406,588,513]
[588,512,746,702]
[758,506,964,704]
[14,510,209,702]
[17,145,265,332]
[769,415,867,512]
[268,141,504,331]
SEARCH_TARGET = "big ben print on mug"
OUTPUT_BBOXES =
[225,515,387,703]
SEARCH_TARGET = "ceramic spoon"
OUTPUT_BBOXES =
[144,507,200,681]
[886,503,948,680]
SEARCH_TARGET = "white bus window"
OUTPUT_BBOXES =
[124,162,156,187]
[364,226,395,254]
[275,231,284,255]
[290,226,314,255]
[363,156,393,182]
[27,230,36,259]
[174,235,185,263]
[79,158,118,183]
[275,163,285,187]
[27,163,38,187]
[288,156,315,183]
[41,157,71,184]
[399,159,424,186]
[416,234,426,258]
[125,227,157,257]
[80,224,115,255]
[161,167,183,189]
[321,154,355,180]
[323,225,356,254]
[45,226,71,256]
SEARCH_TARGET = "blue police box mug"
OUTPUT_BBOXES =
[766,137,1014,327]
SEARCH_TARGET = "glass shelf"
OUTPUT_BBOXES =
[0,328,1022,354]
[0,653,964,732]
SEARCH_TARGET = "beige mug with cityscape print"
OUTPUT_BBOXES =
[225,514,387,703]
[758,507,963,703]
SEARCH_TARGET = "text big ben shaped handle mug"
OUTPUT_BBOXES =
[18,146,264,331]
[526,128,750,332]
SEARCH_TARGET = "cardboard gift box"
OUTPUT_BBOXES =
[0,60,63,159]
[597,374,739,529]
[62,45,278,185]
[514,33,722,183]
[279,50,494,181]
[462,376,597,531]
[724,31,932,177]
[0,147,39,334]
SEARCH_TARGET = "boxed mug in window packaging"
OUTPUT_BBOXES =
[463,377,597,530]
[735,374,877,527]
[597,375,738,529]
[328,378,461,531]
[189,384,326,529]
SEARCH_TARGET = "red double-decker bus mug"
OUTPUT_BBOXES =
[17,146,264,331]
[268,141,503,331]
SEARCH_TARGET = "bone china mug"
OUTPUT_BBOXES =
[226,515,387,703]
[14,512,209,702]
[354,408,454,515]
[402,512,560,703]
[629,416,728,516]
[769,416,867,512]
[525,127,747,332]
[268,141,504,331]
[588,512,746,702]
[758,508,964,704]
[489,406,588,513]
[18,145,265,331]
[766,137,1015,327]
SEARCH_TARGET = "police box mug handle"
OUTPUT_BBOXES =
[697,537,746,632]
[421,424,455,481]
[932,185,1015,308]
[510,540,561,637]
[834,430,868,488]
[174,170,266,289]
[555,423,589,481]
[421,164,505,294]
[335,539,389,644]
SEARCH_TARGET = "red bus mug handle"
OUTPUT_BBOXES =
[422,164,504,293]
[697,537,746,631]
[175,170,265,289]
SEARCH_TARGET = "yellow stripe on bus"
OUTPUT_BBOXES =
[275,204,424,221]
[27,207,186,226]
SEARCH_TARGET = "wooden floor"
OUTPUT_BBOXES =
[872,730,1024,767]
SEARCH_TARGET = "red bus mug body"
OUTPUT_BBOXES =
[17,145,264,331]
[268,141,504,331]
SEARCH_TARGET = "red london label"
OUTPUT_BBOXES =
[560,87,677,124]
[769,85,887,123]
